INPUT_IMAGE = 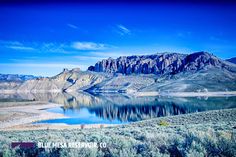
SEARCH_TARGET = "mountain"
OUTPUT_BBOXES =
[0,74,39,90]
[3,51,236,93]
[0,74,38,82]
[227,57,236,64]
[88,51,235,75]
[17,68,113,92]
[86,51,236,93]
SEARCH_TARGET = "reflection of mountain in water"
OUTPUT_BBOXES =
[89,103,190,122]
[87,96,236,122]
[1,92,236,122]
[1,92,104,107]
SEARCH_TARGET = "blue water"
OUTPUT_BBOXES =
[36,107,128,125]
[2,92,235,125]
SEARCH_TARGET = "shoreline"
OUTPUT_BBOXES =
[0,102,67,130]
[134,91,236,97]
[1,90,236,97]
[0,101,119,131]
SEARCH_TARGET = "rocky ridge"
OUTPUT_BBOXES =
[88,51,234,75]
[17,68,112,92]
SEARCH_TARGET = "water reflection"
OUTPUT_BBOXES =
[0,92,235,124]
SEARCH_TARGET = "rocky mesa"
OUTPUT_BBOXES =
[88,51,235,75]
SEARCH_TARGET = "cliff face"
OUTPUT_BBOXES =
[85,51,236,93]
[88,52,228,75]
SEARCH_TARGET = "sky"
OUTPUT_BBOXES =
[0,2,236,76]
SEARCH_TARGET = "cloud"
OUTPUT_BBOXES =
[7,46,35,51]
[116,24,131,35]
[0,40,35,51]
[67,23,78,29]
[0,40,115,54]
[40,42,71,54]
[72,41,108,50]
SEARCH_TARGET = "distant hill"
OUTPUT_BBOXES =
[0,74,39,90]
[0,73,38,82]
[227,57,236,64]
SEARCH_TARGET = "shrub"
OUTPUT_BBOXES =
[158,120,169,126]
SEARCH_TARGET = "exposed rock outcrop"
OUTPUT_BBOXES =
[88,52,231,75]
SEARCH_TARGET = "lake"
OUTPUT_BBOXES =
[1,92,236,125]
